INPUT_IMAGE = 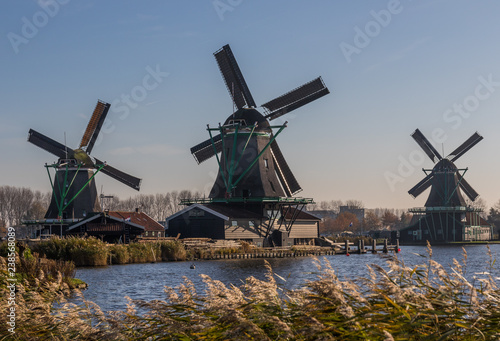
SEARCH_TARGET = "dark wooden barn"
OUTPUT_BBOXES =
[165,203,320,247]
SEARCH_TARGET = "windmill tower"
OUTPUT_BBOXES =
[28,100,141,221]
[402,129,491,243]
[181,44,330,244]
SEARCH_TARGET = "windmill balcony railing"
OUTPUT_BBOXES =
[408,206,482,213]
[181,196,314,205]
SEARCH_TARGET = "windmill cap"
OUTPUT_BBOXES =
[223,108,270,131]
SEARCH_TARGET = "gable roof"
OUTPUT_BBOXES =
[68,212,146,231]
[165,204,230,222]
[108,211,164,231]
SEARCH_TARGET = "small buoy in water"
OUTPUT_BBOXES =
[346,253,350,257]
[190,264,195,269]
[398,248,401,252]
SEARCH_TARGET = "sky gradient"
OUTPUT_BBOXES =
[2,0,500,210]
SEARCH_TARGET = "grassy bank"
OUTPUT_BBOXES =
[27,237,256,266]
[27,237,189,266]
[1,243,499,340]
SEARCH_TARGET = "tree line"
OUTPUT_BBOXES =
[101,190,203,221]
[0,186,51,226]
[0,186,203,226]
[1,185,499,238]
[310,198,499,237]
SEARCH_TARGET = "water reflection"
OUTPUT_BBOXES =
[74,244,500,312]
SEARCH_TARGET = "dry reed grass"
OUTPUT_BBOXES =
[2,242,500,340]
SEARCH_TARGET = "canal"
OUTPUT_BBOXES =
[74,244,500,312]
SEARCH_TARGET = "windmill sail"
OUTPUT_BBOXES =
[459,178,479,201]
[94,158,141,191]
[270,140,301,196]
[408,172,433,198]
[411,129,442,163]
[214,44,256,109]
[448,132,483,162]
[263,77,329,121]
[190,134,222,164]
[28,129,74,159]
[80,100,111,154]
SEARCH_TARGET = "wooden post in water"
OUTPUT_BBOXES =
[372,239,377,253]
[361,239,365,253]
[383,239,388,253]
[358,239,362,254]
[344,240,349,254]
[395,239,400,253]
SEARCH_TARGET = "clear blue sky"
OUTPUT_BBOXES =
[2,0,500,209]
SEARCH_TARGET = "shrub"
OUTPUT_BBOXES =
[160,240,186,261]
[108,244,130,264]
[128,242,159,263]
[32,236,109,267]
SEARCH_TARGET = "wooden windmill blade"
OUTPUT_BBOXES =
[458,178,479,202]
[79,100,111,154]
[262,77,329,121]
[214,44,256,109]
[448,132,483,162]
[270,140,301,197]
[408,172,433,198]
[28,129,74,159]
[190,134,223,164]
[411,128,442,163]
[94,158,141,191]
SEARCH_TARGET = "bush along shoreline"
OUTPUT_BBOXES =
[23,237,189,266]
[18,236,392,268]
[1,243,499,340]
[24,237,316,267]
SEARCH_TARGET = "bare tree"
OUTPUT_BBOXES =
[363,211,382,230]
[0,186,51,225]
[345,199,364,209]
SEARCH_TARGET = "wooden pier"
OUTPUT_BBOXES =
[191,239,400,260]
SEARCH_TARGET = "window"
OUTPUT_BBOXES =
[229,119,246,126]
[264,159,269,169]
[152,231,155,236]
[232,221,238,226]
[269,181,276,192]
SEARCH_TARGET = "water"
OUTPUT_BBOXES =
[74,244,500,312]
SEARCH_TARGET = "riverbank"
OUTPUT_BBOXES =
[20,236,399,267]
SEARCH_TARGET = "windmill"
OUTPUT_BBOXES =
[179,44,330,245]
[403,128,489,243]
[190,44,330,199]
[408,128,482,207]
[28,100,141,220]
